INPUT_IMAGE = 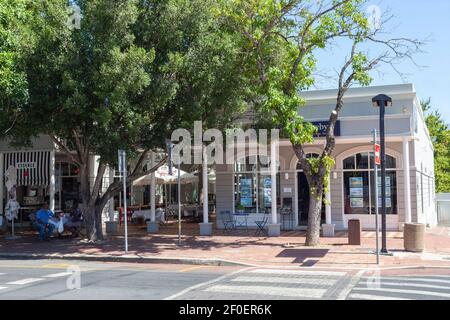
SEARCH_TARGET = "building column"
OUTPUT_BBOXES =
[108,167,115,221]
[147,151,159,233]
[199,146,212,236]
[268,139,281,237]
[322,174,335,237]
[150,152,156,222]
[0,153,4,223]
[403,136,412,225]
[49,151,56,212]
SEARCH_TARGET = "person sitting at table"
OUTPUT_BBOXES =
[63,204,83,237]
[35,202,55,241]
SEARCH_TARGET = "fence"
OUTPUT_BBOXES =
[436,193,450,226]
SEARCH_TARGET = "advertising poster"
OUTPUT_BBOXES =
[350,198,364,208]
[239,178,253,207]
[263,177,272,206]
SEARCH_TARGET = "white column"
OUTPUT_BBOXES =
[0,153,4,217]
[49,151,56,212]
[325,175,332,225]
[270,142,277,225]
[150,152,156,222]
[108,167,115,221]
[403,136,412,224]
[202,147,209,224]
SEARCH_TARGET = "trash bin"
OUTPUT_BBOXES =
[348,219,361,245]
[404,223,425,253]
[105,221,118,234]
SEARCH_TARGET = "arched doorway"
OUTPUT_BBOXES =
[296,153,326,226]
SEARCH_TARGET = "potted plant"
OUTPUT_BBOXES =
[236,204,245,215]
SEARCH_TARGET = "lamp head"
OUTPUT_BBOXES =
[372,94,393,108]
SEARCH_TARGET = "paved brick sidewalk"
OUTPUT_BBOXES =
[1,225,449,269]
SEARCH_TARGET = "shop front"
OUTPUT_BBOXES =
[215,84,438,233]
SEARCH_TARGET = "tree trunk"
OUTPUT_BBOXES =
[305,178,325,247]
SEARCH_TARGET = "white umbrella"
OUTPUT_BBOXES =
[133,165,197,186]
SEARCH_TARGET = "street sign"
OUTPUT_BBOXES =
[374,144,381,166]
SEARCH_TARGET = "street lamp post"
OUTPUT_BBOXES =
[372,94,392,254]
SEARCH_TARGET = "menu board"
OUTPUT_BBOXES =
[239,178,253,207]
[263,177,272,207]
[349,177,364,208]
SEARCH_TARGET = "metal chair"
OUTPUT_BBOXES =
[220,211,236,233]
[255,210,269,236]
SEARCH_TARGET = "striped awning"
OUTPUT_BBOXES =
[3,151,51,186]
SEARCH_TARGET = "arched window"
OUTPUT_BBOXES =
[342,152,398,216]
[234,156,280,213]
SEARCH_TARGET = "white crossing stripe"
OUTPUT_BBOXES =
[0,273,5,275]
[352,287,450,299]
[349,293,411,301]
[7,278,44,285]
[376,281,450,291]
[232,276,338,286]
[205,284,327,298]
[43,272,73,278]
[361,276,450,285]
[250,269,346,277]
[0,287,8,290]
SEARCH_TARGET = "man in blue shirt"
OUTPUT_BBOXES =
[35,202,55,241]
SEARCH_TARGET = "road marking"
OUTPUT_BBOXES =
[178,266,206,273]
[250,269,346,277]
[232,276,338,286]
[337,269,366,300]
[43,272,73,278]
[348,293,411,301]
[204,284,327,299]
[7,278,44,285]
[0,287,7,290]
[374,281,450,291]
[0,273,5,275]
[164,267,254,300]
[41,264,70,269]
[352,287,450,299]
[361,276,450,285]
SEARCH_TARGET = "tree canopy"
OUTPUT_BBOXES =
[422,99,450,193]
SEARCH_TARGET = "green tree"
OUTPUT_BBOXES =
[0,0,36,135]
[1,0,249,241]
[422,99,450,193]
[220,0,424,246]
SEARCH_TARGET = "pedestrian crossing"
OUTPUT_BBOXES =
[348,275,450,300]
[177,268,349,300]
[0,271,74,293]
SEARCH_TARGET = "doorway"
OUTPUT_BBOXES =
[297,172,326,226]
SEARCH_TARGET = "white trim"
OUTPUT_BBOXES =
[335,145,403,170]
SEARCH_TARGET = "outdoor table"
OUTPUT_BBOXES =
[233,212,250,232]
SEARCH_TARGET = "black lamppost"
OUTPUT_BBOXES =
[372,94,393,254]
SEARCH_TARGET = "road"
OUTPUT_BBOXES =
[0,259,449,300]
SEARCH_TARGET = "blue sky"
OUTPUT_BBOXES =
[314,0,450,124]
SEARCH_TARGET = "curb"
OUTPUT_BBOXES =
[0,253,256,267]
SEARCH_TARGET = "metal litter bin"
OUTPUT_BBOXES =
[348,219,361,245]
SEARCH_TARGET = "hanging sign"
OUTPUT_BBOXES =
[374,144,381,166]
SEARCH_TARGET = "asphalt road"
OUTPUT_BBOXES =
[0,259,449,300]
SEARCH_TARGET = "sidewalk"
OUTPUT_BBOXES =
[1,225,450,269]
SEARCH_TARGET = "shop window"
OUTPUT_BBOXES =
[343,152,398,215]
[234,156,280,213]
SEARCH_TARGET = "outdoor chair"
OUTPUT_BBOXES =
[255,211,269,236]
[220,211,236,233]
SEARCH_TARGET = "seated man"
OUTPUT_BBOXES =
[35,203,55,241]
[64,205,83,237]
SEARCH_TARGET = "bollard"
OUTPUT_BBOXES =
[348,219,361,245]
[404,223,425,253]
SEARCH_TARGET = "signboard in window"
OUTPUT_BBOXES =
[263,177,272,207]
[350,198,364,208]
[377,176,392,207]
[239,178,253,207]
